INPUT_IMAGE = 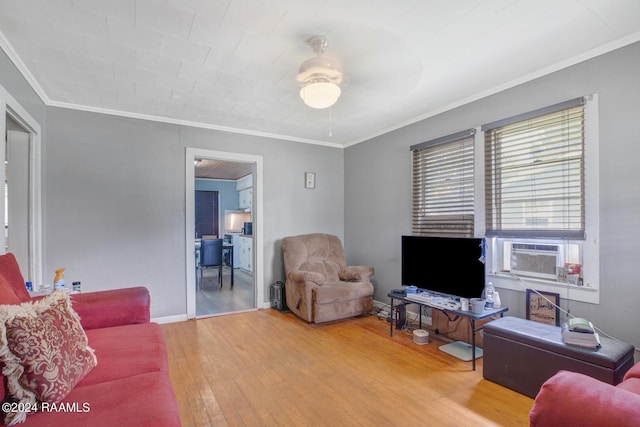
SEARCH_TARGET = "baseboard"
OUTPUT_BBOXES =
[373,299,387,310]
[152,314,188,324]
[152,302,272,324]
[259,301,271,309]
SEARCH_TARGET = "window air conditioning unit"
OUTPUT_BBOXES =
[510,243,561,280]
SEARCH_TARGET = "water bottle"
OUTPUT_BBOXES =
[484,282,495,308]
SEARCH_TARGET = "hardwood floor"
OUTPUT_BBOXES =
[162,310,533,426]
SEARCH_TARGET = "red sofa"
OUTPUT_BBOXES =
[529,361,640,426]
[0,253,181,426]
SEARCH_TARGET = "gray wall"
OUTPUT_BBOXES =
[345,42,640,350]
[41,109,344,317]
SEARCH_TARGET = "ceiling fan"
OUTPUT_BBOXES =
[296,36,345,109]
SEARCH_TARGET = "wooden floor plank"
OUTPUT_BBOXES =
[162,310,533,426]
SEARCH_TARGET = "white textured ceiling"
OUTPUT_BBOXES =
[0,0,639,147]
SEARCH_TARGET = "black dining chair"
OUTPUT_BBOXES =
[199,238,224,288]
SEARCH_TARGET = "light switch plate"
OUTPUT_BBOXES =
[305,172,315,189]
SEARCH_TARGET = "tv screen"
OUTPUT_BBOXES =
[401,235,485,299]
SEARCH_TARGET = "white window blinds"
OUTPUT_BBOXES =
[483,98,585,239]
[411,129,475,237]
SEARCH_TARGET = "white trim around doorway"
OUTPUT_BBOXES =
[0,83,43,287]
[185,148,264,319]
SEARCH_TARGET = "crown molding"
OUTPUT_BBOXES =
[2,27,639,150]
[46,99,344,148]
[0,30,50,105]
[0,29,343,149]
[343,31,640,148]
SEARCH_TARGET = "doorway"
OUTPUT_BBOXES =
[0,84,43,286]
[185,148,263,319]
[194,165,250,317]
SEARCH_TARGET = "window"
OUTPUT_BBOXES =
[409,96,599,303]
[411,129,475,237]
[481,96,599,303]
[483,98,585,239]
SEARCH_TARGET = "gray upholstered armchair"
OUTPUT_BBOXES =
[282,233,374,323]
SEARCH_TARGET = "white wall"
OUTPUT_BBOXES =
[345,42,640,351]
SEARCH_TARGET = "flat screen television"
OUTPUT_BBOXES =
[401,235,485,299]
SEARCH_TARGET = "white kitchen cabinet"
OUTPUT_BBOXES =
[236,174,252,191]
[237,235,253,272]
[238,188,252,210]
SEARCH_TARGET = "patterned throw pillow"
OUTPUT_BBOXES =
[0,291,97,425]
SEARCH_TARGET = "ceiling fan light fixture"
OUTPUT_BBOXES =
[297,36,344,110]
[299,81,341,109]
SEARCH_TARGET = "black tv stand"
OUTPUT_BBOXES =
[388,290,508,370]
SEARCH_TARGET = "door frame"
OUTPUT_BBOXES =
[0,83,42,286]
[185,148,264,319]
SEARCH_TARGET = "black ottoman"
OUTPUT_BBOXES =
[482,316,635,398]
